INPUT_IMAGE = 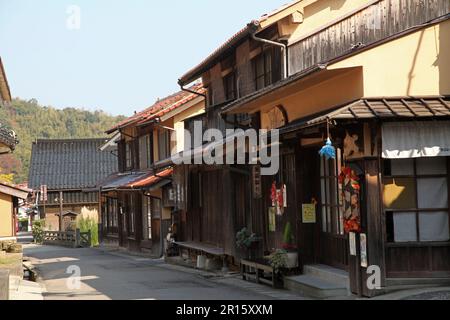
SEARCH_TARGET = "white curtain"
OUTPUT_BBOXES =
[382,121,450,159]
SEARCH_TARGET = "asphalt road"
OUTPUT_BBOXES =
[24,245,272,300]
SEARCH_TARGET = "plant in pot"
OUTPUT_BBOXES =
[236,228,260,259]
[268,249,287,288]
[282,222,299,269]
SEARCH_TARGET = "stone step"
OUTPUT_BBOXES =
[284,274,349,299]
[303,264,349,288]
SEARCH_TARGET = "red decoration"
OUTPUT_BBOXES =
[271,181,277,206]
[278,185,284,209]
[340,166,362,234]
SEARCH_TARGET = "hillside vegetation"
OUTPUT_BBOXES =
[0,98,125,184]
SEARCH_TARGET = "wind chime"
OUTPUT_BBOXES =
[319,120,336,160]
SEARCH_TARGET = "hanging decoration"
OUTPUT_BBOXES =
[339,166,362,233]
[319,121,336,160]
[270,182,286,216]
[271,181,277,207]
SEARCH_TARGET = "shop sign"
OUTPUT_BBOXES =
[302,204,317,224]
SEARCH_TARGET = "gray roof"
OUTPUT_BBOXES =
[28,138,117,190]
[282,96,450,134]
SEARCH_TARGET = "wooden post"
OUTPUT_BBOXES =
[59,191,63,232]
[75,228,80,248]
[363,159,386,296]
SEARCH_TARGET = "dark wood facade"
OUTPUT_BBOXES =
[288,0,450,75]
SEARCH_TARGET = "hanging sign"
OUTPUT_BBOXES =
[302,204,317,224]
[349,232,357,256]
[40,185,48,202]
[268,207,276,232]
[360,233,368,268]
[252,166,262,199]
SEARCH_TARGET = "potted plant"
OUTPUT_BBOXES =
[268,249,287,288]
[236,228,260,259]
[282,222,299,269]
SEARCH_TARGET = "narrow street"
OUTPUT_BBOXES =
[24,245,301,300]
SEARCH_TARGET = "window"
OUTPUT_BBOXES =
[139,134,152,169]
[224,72,236,101]
[125,141,132,169]
[106,198,118,235]
[152,198,162,219]
[206,86,214,107]
[384,157,450,243]
[126,194,135,236]
[253,50,273,91]
[158,129,171,161]
[320,149,345,236]
[142,196,152,240]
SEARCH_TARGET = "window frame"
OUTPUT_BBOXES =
[158,129,171,161]
[320,148,345,237]
[126,194,135,236]
[125,141,133,170]
[108,198,119,235]
[224,71,236,101]
[383,157,450,244]
[253,49,274,91]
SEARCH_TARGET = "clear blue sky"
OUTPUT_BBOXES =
[0,0,288,116]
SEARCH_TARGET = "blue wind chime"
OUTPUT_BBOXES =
[319,120,336,160]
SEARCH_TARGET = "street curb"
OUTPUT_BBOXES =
[24,257,48,299]
[369,286,450,300]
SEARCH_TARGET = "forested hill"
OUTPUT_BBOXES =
[0,98,126,184]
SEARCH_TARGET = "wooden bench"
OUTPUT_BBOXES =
[174,241,225,256]
[174,241,227,270]
[240,258,277,288]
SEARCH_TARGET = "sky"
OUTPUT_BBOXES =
[0,0,289,116]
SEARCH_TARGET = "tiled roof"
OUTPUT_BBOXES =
[106,84,205,134]
[99,168,173,191]
[126,168,173,189]
[0,182,29,199]
[314,97,450,122]
[179,21,259,85]
[281,97,450,133]
[0,125,18,153]
[0,57,12,103]
[99,172,148,191]
[28,138,118,190]
[179,1,300,85]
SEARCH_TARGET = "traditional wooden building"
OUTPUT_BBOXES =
[28,139,117,231]
[0,183,29,240]
[0,56,17,155]
[178,0,450,296]
[99,86,205,257]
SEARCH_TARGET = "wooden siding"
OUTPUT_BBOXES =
[288,0,450,75]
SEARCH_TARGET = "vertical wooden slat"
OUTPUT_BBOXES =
[288,0,449,75]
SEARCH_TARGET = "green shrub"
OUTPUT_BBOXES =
[76,216,99,247]
[32,220,46,244]
[236,228,259,250]
[269,249,288,275]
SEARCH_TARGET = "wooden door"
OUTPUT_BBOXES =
[297,147,321,266]
[317,149,349,270]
